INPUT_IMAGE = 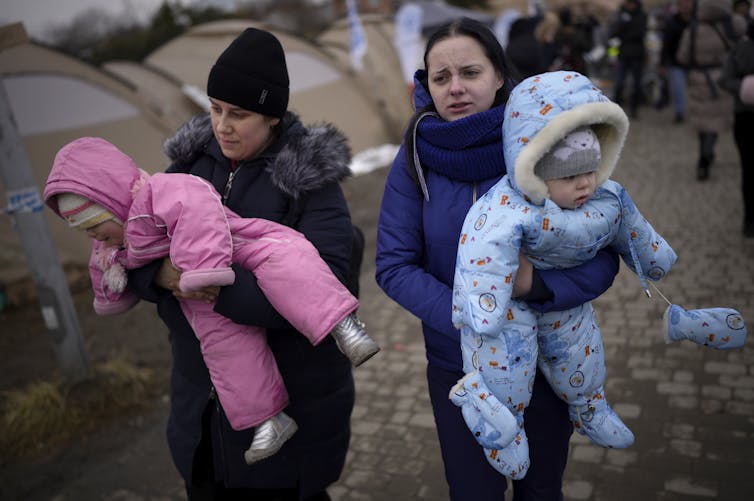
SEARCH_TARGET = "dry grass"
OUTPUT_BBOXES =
[0,357,155,462]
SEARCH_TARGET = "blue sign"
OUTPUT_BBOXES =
[5,187,44,214]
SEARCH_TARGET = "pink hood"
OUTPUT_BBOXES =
[44,137,146,221]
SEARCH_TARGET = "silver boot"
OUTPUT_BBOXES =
[244,411,297,465]
[331,313,380,367]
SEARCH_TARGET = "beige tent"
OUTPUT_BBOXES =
[0,23,176,292]
[0,16,415,300]
[103,59,203,132]
[144,19,408,154]
[316,13,415,142]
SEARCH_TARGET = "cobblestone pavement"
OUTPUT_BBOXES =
[2,106,753,501]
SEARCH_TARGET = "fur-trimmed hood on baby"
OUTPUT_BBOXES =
[503,71,629,205]
[163,111,352,200]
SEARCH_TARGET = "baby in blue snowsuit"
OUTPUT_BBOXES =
[449,71,747,480]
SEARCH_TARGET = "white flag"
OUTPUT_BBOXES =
[493,9,522,50]
[347,0,367,71]
[394,3,423,85]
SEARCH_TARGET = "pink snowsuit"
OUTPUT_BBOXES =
[44,137,359,430]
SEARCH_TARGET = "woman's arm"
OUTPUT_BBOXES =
[375,150,459,341]
[127,258,172,303]
[526,247,620,313]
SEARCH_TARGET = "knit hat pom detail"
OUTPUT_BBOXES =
[95,246,128,293]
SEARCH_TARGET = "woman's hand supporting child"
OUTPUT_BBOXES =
[156,258,220,303]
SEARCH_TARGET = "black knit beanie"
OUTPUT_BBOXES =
[207,28,290,118]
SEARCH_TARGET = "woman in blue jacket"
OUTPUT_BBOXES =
[375,18,619,501]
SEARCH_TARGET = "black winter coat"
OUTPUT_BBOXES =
[661,12,690,67]
[610,3,648,61]
[128,112,356,497]
[506,16,551,79]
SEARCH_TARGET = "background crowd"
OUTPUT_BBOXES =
[502,0,753,237]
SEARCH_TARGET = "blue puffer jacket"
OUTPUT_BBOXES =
[452,73,677,407]
[375,71,620,373]
[450,73,678,472]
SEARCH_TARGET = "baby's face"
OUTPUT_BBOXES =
[545,171,598,209]
[85,220,124,248]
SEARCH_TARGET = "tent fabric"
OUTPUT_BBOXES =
[414,0,495,36]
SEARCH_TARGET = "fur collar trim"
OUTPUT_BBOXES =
[163,112,352,199]
[514,101,629,204]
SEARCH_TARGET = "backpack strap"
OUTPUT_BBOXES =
[688,19,729,100]
[709,20,733,52]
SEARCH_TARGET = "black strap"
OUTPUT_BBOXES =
[710,22,733,52]
[689,19,728,100]
[689,19,699,69]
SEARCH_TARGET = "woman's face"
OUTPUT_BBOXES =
[426,35,503,122]
[209,98,280,161]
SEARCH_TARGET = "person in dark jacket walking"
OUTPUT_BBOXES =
[128,27,358,501]
[375,17,619,501]
[609,0,649,117]
[554,7,592,75]
[719,4,754,236]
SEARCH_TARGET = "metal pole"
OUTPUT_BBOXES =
[0,23,89,379]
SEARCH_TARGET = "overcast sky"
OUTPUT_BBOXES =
[1,0,236,40]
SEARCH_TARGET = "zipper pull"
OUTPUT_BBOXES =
[222,170,237,204]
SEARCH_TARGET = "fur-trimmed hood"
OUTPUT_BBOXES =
[163,112,352,199]
[502,71,629,205]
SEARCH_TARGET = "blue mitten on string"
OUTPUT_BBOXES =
[664,304,747,350]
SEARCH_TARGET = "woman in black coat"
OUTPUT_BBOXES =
[129,27,356,501]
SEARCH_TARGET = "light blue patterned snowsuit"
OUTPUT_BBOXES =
[451,72,678,478]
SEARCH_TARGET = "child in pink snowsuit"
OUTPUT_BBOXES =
[44,137,380,465]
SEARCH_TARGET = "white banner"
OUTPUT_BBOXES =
[394,2,423,85]
[347,0,367,71]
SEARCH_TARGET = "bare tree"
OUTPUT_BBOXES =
[44,7,136,60]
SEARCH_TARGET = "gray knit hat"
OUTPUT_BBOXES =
[535,126,601,181]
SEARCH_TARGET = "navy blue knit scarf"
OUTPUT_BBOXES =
[415,104,507,182]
